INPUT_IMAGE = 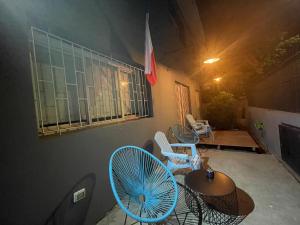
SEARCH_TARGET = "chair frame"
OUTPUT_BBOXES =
[154,131,201,172]
[186,114,214,141]
[109,145,178,224]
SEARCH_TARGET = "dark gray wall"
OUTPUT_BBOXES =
[0,2,153,225]
[248,54,300,113]
[0,1,200,225]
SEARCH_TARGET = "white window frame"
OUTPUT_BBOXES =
[30,27,150,136]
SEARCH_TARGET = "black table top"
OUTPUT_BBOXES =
[185,169,236,197]
[235,187,255,216]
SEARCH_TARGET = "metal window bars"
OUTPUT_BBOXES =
[30,27,150,135]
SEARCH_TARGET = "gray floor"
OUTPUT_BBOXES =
[97,150,300,225]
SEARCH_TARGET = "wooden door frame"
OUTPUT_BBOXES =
[175,81,192,114]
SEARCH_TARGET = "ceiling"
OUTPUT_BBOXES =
[149,0,300,82]
[196,0,300,77]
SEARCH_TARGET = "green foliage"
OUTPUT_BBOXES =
[205,91,237,129]
[262,34,300,72]
[254,121,264,130]
[202,33,300,103]
[238,33,300,88]
[201,87,219,103]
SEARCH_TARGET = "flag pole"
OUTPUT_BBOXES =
[146,0,150,14]
[146,0,150,23]
[144,0,157,86]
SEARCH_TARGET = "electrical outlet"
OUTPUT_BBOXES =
[73,188,86,203]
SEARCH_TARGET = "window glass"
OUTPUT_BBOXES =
[31,27,151,135]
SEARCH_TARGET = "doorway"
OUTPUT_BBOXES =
[195,90,201,119]
[175,82,191,127]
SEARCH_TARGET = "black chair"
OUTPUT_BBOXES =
[171,124,199,144]
[155,182,202,225]
[45,173,96,225]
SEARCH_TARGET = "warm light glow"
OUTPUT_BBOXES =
[214,77,222,82]
[121,81,128,86]
[203,57,220,64]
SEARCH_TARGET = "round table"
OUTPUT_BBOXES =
[185,169,238,225]
[229,187,255,225]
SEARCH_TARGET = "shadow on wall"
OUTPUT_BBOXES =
[45,173,96,225]
[143,139,154,154]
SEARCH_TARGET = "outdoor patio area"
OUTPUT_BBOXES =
[98,149,300,225]
[200,130,259,152]
[2,1,300,225]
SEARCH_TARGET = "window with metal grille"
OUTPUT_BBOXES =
[30,27,151,135]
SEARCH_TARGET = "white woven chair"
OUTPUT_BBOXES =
[186,114,214,141]
[154,131,201,172]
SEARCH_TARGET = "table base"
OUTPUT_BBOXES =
[196,190,238,225]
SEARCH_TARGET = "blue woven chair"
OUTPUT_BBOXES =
[109,146,178,224]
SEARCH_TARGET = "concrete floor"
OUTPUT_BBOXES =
[97,150,300,225]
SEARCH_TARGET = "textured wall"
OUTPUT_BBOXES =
[248,54,300,113]
[248,53,300,158]
[248,49,300,159]
[0,1,200,225]
[248,107,300,158]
